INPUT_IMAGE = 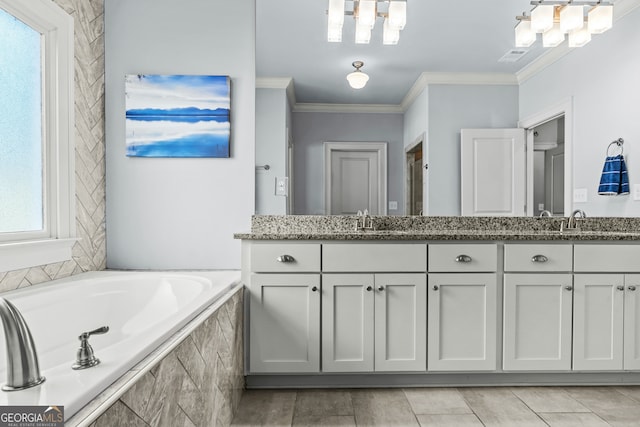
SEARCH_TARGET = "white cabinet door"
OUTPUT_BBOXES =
[322,274,374,372]
[249,274,320,373]
[573,274,624,371]
[374,273,427,372]
[503,274,573,371]
[461,128,526,216]
[428,273,497,371]
[624,274,640,370]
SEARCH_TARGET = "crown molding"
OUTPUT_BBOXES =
[256,77,297,108]
[293,103,404,114]
[517,0,640,83]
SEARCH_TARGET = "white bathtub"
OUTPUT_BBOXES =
[0,270,241,419]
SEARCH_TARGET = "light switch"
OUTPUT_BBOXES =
[573,188,587,203]
[275,177,288,196]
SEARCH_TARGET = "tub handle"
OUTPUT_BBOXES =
[72,326,109,370]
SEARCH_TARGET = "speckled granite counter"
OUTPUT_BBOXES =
[234,215,640,241]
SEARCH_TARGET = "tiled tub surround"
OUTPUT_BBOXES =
[236,215,640,240]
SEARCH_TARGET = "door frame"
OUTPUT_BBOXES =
[518,98,573,216]
[324,142,388,215]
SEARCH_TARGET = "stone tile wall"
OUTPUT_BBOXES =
[0,0,106,292]
[89,289,244,427]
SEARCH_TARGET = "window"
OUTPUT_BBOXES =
[0,0,75,272]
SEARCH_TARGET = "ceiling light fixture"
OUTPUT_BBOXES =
[515,1,614,49]
[346,61,369,89]
[327,0,407,45]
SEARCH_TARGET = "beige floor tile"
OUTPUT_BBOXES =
[539,412,611,427]
[613,386,640,403]
[416,414,483,427]
[403,388,472,415]
[563,387,639,413]
[294,389,354,417]
[459,387,547,427]
[511,387,591,413]
[231,390,296,426]
[292,414,356,426]
[351,389,420,427]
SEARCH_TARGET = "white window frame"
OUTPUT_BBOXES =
[0,0,76,272]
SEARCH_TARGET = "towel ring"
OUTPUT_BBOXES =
[607,138,624,156]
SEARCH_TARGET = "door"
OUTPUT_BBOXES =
[503,274,573,371]
[249,274,320,373]
[374,273,427,372]
[405,138,424,215]
[573,274,624,371]
[322,274,374,372]
[624,274,640,370]
[428,273,497,371]
[324,142,387,215]
[461,128,526,216]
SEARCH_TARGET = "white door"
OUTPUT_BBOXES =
[249,274,320,373]
[428,273,497,371]
[503,274,573,371]
[374,273,427,372]
[624,275,640,370]
[324,142,387,215]
[573,274,624,371]
[461,128,526,216]
[322,274,374,372]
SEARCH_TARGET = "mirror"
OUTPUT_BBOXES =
[256,2,640,218]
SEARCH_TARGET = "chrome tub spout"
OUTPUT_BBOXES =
[0,297,45,391]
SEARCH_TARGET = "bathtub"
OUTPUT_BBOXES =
[0,270,241,420]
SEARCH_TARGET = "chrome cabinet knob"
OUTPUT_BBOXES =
[366,286,373,292]
[378,286,385,291]
[565,286,573,291]
[311,286,318,292]
[455,255,472,263]
[433,285,439,291]
[276,255,295,263]
[532,255,548,263]
[629,286,637,291]
[617,285,625,291]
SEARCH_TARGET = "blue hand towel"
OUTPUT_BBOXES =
[598,154,630,195]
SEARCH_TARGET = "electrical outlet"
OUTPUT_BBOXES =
[389,201,398,210]
[573,188,587,203]
[275,177,288,196]
[634,184,640,201]
[538,203,545,211]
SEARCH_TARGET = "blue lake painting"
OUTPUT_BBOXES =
[125,75,230,158]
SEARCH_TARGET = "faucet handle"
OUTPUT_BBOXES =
[79,326,109,340]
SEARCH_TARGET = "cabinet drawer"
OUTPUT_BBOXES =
[574,244,640,272]
[504,244,572,272]
[428,244,497,272]
[322,243,426,272]
[250,243,321,272]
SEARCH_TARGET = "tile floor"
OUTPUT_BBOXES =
[230,386,640,426]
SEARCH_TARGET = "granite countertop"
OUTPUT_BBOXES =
[234,216,640,241]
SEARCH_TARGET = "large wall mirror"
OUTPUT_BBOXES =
[256,0,640,218]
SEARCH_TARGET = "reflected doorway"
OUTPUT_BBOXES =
[405,136,424,215]
[532,116,565,216]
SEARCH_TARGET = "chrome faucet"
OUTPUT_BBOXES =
[0,297,45,391]
[562,209,587,232]
[539,210,552,217]
[355,209,375,231]
[72,326,109,370]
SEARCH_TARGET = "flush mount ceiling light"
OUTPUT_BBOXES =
[346,61,370,89]
[327,0,407,45]
[515,1,613,48]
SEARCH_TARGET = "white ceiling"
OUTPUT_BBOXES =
[256,0,545,105]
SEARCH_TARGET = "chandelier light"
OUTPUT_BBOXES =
[346,61,369,89]
[515,1,614,49]
[327,0,407,45]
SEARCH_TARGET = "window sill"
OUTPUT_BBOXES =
[0,238,78,273]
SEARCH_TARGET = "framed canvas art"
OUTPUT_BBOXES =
[125,74,230,158]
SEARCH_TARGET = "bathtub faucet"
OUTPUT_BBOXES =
[0,297,46,391]
[72,326,109,370]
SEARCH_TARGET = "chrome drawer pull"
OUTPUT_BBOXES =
[276,255,295,263]
[565,286,573,291]
[455,255,472,263]
[531,255,548,263]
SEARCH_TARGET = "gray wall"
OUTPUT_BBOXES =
[428,84,520,215]
[292,112,405,215]
[403,88,429,213]
[520,7,640,217]
[105,0,255,269]
[256,88,289,215]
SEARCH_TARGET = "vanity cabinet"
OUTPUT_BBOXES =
[427,244,498,371]
[322,273,427,372]
[503,244,573,371]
